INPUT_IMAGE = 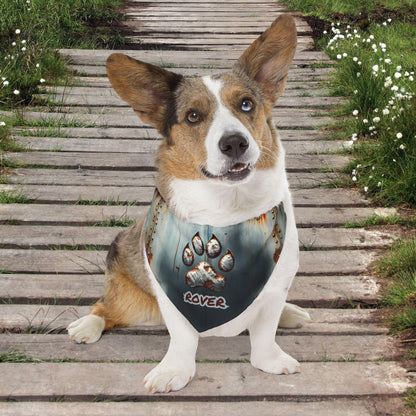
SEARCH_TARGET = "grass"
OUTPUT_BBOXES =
[0,190,29,204]
[0,0,124,108]
[379,239,416,340]
[0,348,42,363]
[282,0,416,207]
[76,196,138,206]
[93,216,136,227]
[344,213,416,228]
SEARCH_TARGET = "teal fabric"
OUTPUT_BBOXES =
[144,190,286,333]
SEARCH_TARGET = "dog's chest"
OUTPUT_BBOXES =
[144,190,287,332]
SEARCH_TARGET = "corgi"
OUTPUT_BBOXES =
[67,14,311,393]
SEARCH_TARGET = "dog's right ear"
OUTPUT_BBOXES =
[106,53,183,135]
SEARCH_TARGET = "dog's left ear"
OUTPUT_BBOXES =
[234,14,297,106]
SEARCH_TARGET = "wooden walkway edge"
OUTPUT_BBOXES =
[0,0,414,414]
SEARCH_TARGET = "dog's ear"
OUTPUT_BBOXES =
[106,53,183,135]
[234,14,296,105]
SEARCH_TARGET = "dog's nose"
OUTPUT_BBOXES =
[218,133,249,159]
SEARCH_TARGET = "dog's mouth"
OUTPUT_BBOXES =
[202,162,253,182]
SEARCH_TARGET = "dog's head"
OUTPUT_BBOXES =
[106,14,296,186]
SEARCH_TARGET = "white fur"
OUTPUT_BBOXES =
[67,315,105,344]
[202,76,260,177]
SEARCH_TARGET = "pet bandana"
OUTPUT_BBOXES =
[144,190,286,333]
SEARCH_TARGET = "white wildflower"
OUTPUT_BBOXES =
[399,144,406,150]
[396,132,403,139]
[15,29,21,34]
[394,72,402,79]
[13,89,20,95]
[0,121,6,127]
[373,117,380,123]
[352,110,359,116]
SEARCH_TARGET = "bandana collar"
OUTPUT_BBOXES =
[144,190,286,333]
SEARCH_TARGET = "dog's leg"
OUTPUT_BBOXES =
[249,296,301,374]
[143,308,199,393]
[278,302,312,328]
[67,269,162,344]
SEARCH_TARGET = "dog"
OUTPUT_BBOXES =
[67,14,311,393]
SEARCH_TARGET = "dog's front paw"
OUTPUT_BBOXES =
[251,346,301,375]
[143,361,195,393]
[67,314,105,344]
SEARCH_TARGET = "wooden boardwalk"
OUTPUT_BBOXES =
[0,0,413,414]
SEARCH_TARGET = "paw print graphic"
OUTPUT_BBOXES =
[182,233,235,293]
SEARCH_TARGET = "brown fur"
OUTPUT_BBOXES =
[89,217,163,330]
[85,14,296,333]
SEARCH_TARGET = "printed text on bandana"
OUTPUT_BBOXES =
[183,291,229,309]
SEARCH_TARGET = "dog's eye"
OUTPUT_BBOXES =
[186,111,201,124]
[241,99,254,112]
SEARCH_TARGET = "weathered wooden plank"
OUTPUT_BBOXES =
[68,77,327,89]
[0,225,397,250]
[59,48,331,65]
[124,23,312,33]
[6,110,333,128]
[69,64,331,79]
[0,333,398,362]
[44,85,330,97]
[0,249,378,275]
[6,168,341,188]
[0,204,395,226]
[21,105,330,118]
[122,36,314,52]
[0,362,409,399]
[4,152,348,171]
[12,136,346,155]
[0,304,387,335]
[2,400,403,416]
[0,185,365,206]
[0,204,148,225]
[38,93,342,108]
[13,126,331,141]
[0,272,379,307]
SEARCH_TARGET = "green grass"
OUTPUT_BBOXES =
[0,348,42,363]
[76,196,138,206]
[0,190,29,204]
[344,214,416,228]
[379,238,416,331]
[0,0,124,108]
[281,0,416,207]
[93,217,136,227]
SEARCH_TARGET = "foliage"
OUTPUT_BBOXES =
[0,0,123,108]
